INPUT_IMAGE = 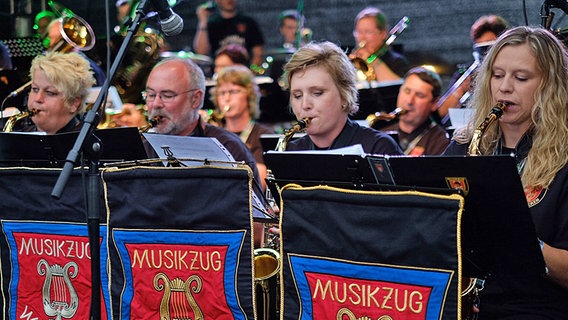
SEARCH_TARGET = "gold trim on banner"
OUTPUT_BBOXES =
[278,183,466,319]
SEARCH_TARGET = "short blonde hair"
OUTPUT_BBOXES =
[30,51,96,114]
[282,41,359,115]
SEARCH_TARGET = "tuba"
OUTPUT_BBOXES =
[350,16,409,82]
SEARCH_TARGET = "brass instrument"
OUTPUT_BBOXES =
[467,102,508,156]
[139,116,161,133]
[50,10,96,53]
[254,247,281,320]
[366,107,407,127]
[275,117,311,152]
[3,109,37,132]
[350,16,409,82]
[460,102,507,320]
[204,105,231,126]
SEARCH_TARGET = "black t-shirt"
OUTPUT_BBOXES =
[286,118,403,156]
[207,13,265,57]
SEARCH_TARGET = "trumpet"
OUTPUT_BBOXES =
[3,109,37,132]
[350,16,409,82]
[366,107,407,127]
[138,115,161,133]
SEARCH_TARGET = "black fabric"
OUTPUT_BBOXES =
[207,13,265,58]
[0,168,110,319]
[103,166,255,320]
[280,185,464,319]
[444,136,568,319]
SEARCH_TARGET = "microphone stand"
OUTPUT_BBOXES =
[51,1,153,319]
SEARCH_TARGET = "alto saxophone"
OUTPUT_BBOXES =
[467,102,508,156]
[366,107,407,127]
[138,116,161,133]
[275,118,311,151]
[3,109,37,132]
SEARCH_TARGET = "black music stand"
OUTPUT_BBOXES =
[0,127,147,167]
[265,152,546,279]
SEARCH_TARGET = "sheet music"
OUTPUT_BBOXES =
[143,133,237,167]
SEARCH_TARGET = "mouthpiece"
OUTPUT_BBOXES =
[292,117,311,132]
[223,105,231,112]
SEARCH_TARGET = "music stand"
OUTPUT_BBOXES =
[370,154,546,278]
[265,151,546,279]
[0,127,148,167]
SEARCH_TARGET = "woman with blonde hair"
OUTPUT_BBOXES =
[445,26,568,318]
[25,51,96,134]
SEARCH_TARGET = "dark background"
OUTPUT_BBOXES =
[1,0,564,83]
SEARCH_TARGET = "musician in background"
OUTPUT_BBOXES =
[211,65,274,189]
[193,0,265,67]
[282,41,403,155]
[351,6,409,82]
[18,51,95,134]
[444,26,568,318]
[213,43,250,77]
[0,40,12,70]
[436,15,509,125]
[278,9,306,50]
[46,19,106,86]
[380,66,449,155]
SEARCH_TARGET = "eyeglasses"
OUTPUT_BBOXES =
[141,89,198,103]
[217,89,246,97]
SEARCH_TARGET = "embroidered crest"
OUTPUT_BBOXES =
[38,259,79,320]
[445,177,469,195]
[525,186,547,207]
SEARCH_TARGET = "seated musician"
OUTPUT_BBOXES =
[379,66,449,155]
[444,26,568,318]
[144,57,265,246]
[350,6,410,82]
[281,41,403,155]
[436,15,509,125]
[11,51,95,134]
[211,65,274,189]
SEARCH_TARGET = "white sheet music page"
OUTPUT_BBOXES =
[142,133,237,167]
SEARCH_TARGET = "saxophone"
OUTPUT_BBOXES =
[3,109,37,132]
[467,102,508,156]
[366,107,407,127]
[275,117,311,152]
[461,102,507,320]
[138,115,161,133]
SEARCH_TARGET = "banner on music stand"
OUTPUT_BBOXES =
[0,168,110,320]
[279,185,464,320]
[102,165,255,320]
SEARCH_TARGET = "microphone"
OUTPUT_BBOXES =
[8,80,32,98]
[149,0,184,36]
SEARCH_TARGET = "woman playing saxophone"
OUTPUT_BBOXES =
[444,26,568,318]
[7,51,95,134]
[280,40,402,154]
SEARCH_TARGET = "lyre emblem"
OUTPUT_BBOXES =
[154,272,204,320]
[37,259,79,320]
[336,307,393,320]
